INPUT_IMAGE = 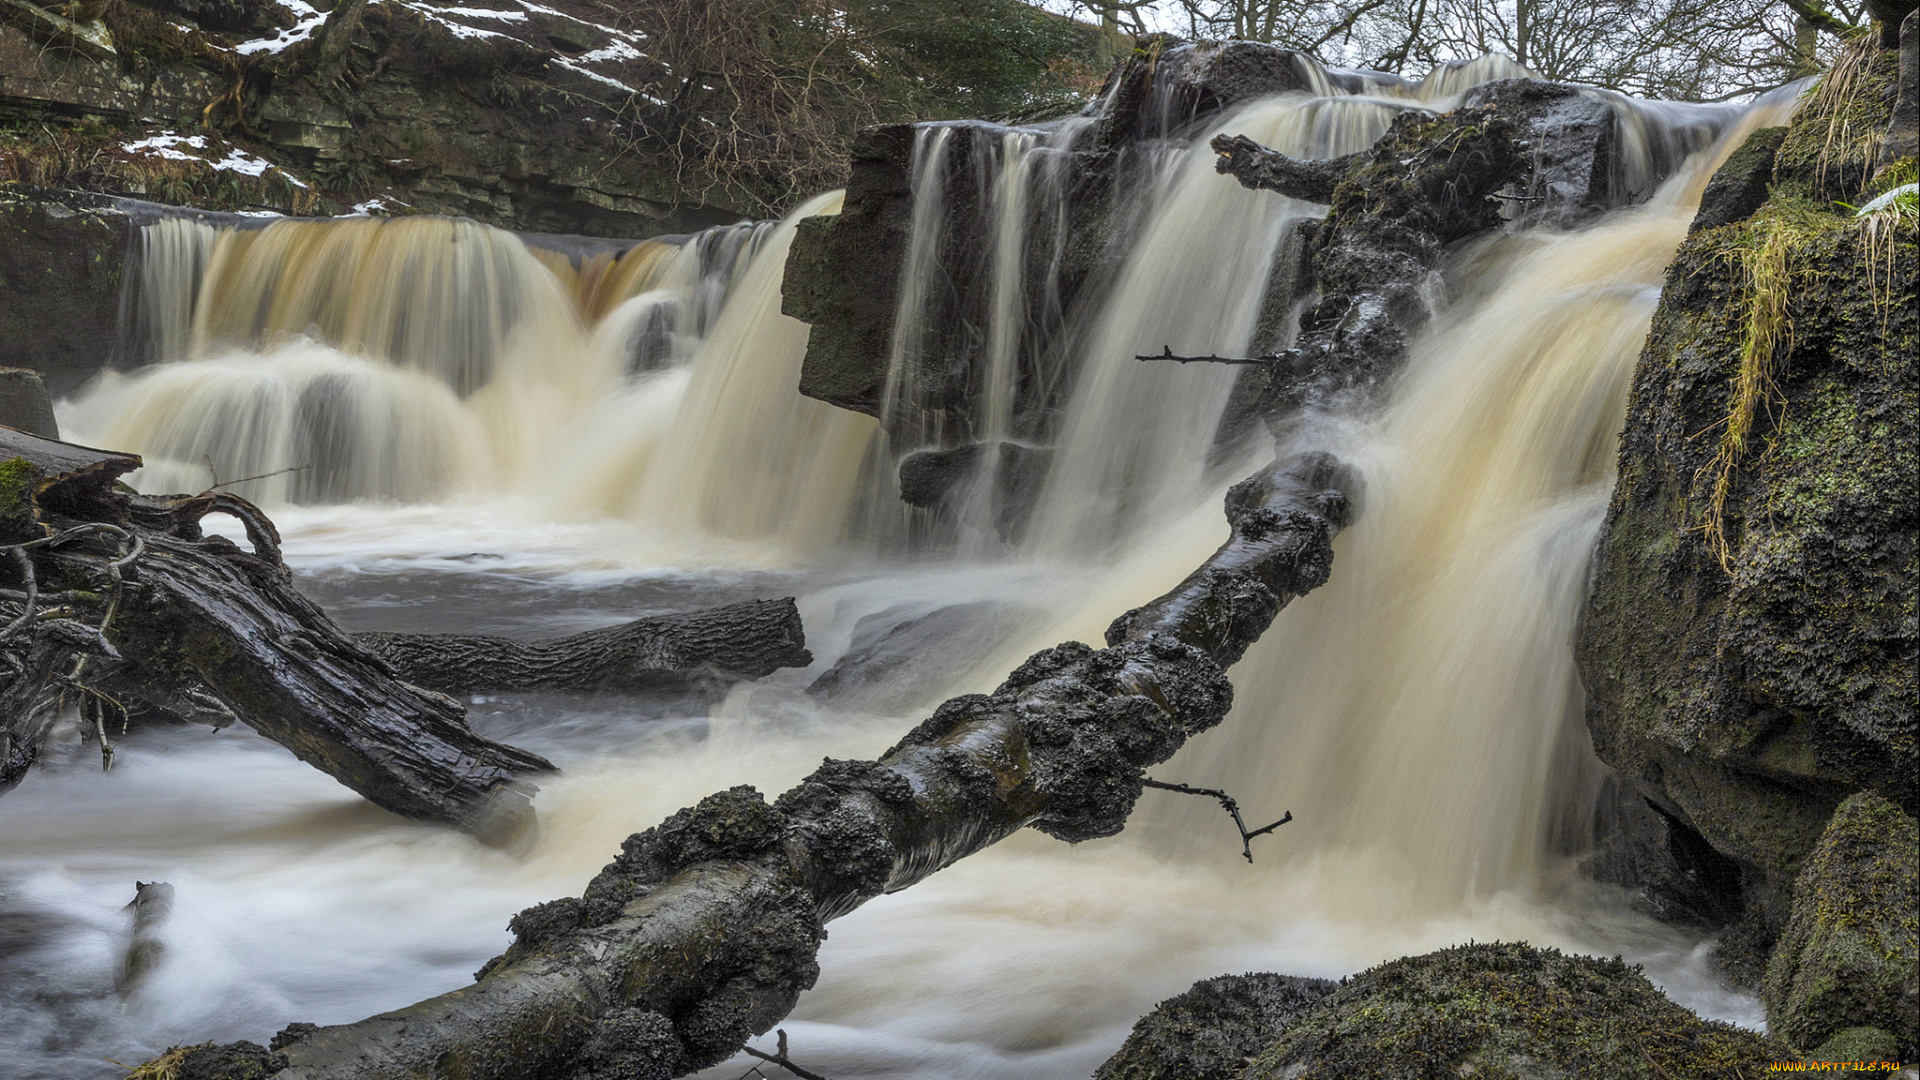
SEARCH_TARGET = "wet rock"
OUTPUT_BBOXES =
[1885,10,1918,168]
[1237,942,1789,1080]
[1690,126,1786,233]
[1577,41,1915,963]
[1763,793,1918,1059]
[0,187,131,398]
[807,600,1013,710]
[783,123,917,419]
[1581,773,1747,928]
[1101,41,1321,142]
[1093,973,1334,1080]
[0,368,59,438]
[142,1041,288,1079]
[895,441,1053,536]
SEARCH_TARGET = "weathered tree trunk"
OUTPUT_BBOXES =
[0,428,554,845]
[256,452,1352,1080]
[356,599,812,696]
[1209,135,1360,203]
[114,525,556,845]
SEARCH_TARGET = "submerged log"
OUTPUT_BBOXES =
[247,452,1352,1080]
[356,598,812,696]
[0,428,554,845]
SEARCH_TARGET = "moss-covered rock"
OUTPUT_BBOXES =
[1092,973,1335,1080]
[1763,793,1919,1059]
[1576,36,1917,962]
[1235,943,1788,1080]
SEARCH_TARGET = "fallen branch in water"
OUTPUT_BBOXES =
[357,598,813,696]
[238,451,1351,1080]
[1136,345,1302,366]
[0,428,555,845]
[1141,778,1293,863]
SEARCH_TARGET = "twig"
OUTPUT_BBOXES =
[738,1029,834,1080]
[1142,778,1292,863]
[1135,345,1311,367]
[208,463,311,491]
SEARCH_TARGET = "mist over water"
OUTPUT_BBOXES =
[9,58,1803,1080]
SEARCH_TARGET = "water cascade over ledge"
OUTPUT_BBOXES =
[12,49,1815,1080]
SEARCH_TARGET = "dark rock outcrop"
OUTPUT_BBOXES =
[1576,39,1915,987]
[1690,126,1786,233]
[0,367,59,437]
[0,187,131,397]
[2,0,749,235]
[1236,943,1789,1080]
[1093,973,1334,1080]
[1762,792,1918,1059]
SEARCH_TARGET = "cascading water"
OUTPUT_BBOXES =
[7,52,1806,1080]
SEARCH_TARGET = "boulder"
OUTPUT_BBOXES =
[1093,973,1334,1080]
[1576,40,1916,965]
[807,600,1014,711]
[0,368,59,438]
[1690,126,1785,233]
[1237,943,1789,1080]
[1763,793,1918,1059]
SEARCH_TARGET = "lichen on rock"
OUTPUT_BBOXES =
[1763,792,1919,1059]
[1236,943,1789,1080]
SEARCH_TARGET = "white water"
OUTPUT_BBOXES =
[10,56,1800,1080]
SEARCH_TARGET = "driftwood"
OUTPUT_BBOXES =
[1209,133,1361,203]
[357,599,812,696]
[0,427,554,845]
[230,451,1352,1080]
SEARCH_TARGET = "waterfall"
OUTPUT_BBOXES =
[601,191,880,552]
[61,212,782,506]
[11,58,1811,1080]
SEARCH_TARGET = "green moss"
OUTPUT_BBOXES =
[0,455,41,542]
[1764,794,1919,1058]
[1775,39,1900,205]
[1809,1025,1899,1066]
[1238,943,1788,1080]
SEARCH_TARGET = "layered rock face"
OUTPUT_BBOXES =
[1,0,749,235]
[783,40,1329,436]
[1577,23,1917,1057]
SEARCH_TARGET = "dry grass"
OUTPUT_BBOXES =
[1699,204,1829,569]
[1789,32,1885,196]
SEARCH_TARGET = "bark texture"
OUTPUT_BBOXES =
[248,451,1352,1080]
[0,428,554,845]
[357,599,813,696]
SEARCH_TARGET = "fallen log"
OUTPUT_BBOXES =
[243,451,1351,1080]
[356,598,812,696]
[0,427,554,845]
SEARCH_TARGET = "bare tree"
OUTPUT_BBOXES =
[1040,0,1870,100]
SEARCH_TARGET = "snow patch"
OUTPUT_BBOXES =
[556,60,633,93]
[236,12,327,55]
[575,39,640,65]
[438,5,528,19]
